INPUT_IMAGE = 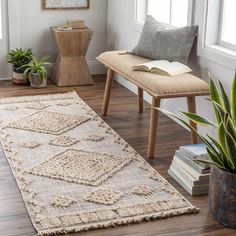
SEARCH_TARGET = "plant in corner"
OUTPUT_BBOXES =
[6,48,33,85]
[157,71,236,228]
[20,55,52,88]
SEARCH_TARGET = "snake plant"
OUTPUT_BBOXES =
[157,72,236,174]
[20,55,52,83]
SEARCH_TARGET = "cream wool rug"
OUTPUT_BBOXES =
[0,92,199,236]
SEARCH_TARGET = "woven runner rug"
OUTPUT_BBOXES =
[0,92,199,236]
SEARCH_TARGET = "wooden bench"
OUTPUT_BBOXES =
[96,51,209,158]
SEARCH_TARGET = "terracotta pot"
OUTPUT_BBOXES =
[209,166,236,228]
[30,73,47,88]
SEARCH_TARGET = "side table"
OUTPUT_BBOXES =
[51,27,94,86]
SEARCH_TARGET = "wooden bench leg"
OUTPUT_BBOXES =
[187,96,198,144]
[148,97,161,158]
[102,68,114,116]
[138,87,144,113]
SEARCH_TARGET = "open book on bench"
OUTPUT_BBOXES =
[132,60,192,76]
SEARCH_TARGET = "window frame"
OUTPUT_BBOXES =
[0,0,3,40]
[197,0,236,70]
[218,0,236,51]
[135,0,194,28]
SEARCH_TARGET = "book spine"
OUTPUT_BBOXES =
[175,151,207,174]
[172,160,209,185]
[168,168,192,195]
[178,149,209,168]
[179,148,208,160]
[173,157,208,181]
[170,162,198,185]
[168,167,209,195]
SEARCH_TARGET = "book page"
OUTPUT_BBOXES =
[137,60,169,70]
[133,60,192,76]
[151,61,192,76]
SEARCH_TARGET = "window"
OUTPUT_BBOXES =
[0,0,2,39]
[136,0,192,28]
[196,0,236,70]
[218,0,236,51]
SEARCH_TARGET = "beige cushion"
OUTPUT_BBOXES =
[96,51,209,98]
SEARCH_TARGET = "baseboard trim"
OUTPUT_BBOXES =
[0,61,106,81]
[50,61,106,76]
[0,77,11,81]
[88,61,106,75]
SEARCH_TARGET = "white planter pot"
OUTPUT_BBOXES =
[30,73,47,88]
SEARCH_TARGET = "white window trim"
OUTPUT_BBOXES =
[197,0,236,70]
[0,0,8,46]
[133,0,194,33]
[133,0,146,32]
[218,0,236,52]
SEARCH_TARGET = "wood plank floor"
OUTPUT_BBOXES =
[0,76,235,236]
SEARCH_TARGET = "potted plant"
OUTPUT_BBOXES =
[6,48,33,85]
[20,55,52,88]
[157,72,236,228]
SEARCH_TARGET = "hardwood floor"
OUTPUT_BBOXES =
[0,76,235,236]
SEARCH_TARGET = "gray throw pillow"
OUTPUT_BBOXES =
[132,15,198,63]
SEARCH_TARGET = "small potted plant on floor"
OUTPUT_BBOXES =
[157,72,236,228]
[6,48,33,85]
[20,55,52,88]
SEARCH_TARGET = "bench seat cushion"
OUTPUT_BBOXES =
[96,51,209,98]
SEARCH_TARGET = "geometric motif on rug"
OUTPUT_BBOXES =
[7,111,90,135]
[25,102,49,110]
[3,105,19,111]
[86,134,105,142]
[132,185,153,196]
[48,136,79,147]
[29,149,132,186]
[50,196,77,208]
[85,188,123,205]
[21,141,42,149]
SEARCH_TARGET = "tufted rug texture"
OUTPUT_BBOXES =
[0,92,199,236]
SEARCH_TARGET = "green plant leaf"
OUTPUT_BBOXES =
[225,116,236,141]
[197,154,228,171]
[219,80,231,114]
[223,122,236,168]
[6,48,33,70]
[181,112,217,127]
[206,134,230,170]
[205,147,226,168]
[232,71,236,125]
[209,73,221,105]
[208,74,222,124]
[218,122,236,170]
[210,99,226,121]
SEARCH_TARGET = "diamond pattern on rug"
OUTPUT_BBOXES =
[7,111,90,135]
[49,136,79,147]
[56,101,74,107]
[25,102,49,110]
[21,141,41,149]
[30,149,132,186]
[85,188,123,205]
[132,185,153,196]
[86,135,105,142]
[3,106,19,111]
[50,196,77,208]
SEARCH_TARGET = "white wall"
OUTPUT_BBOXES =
[107,0,235,137]
[0,0,11,78]
[7,0,107,75]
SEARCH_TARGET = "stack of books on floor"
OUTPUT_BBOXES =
[168,143,210,196]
